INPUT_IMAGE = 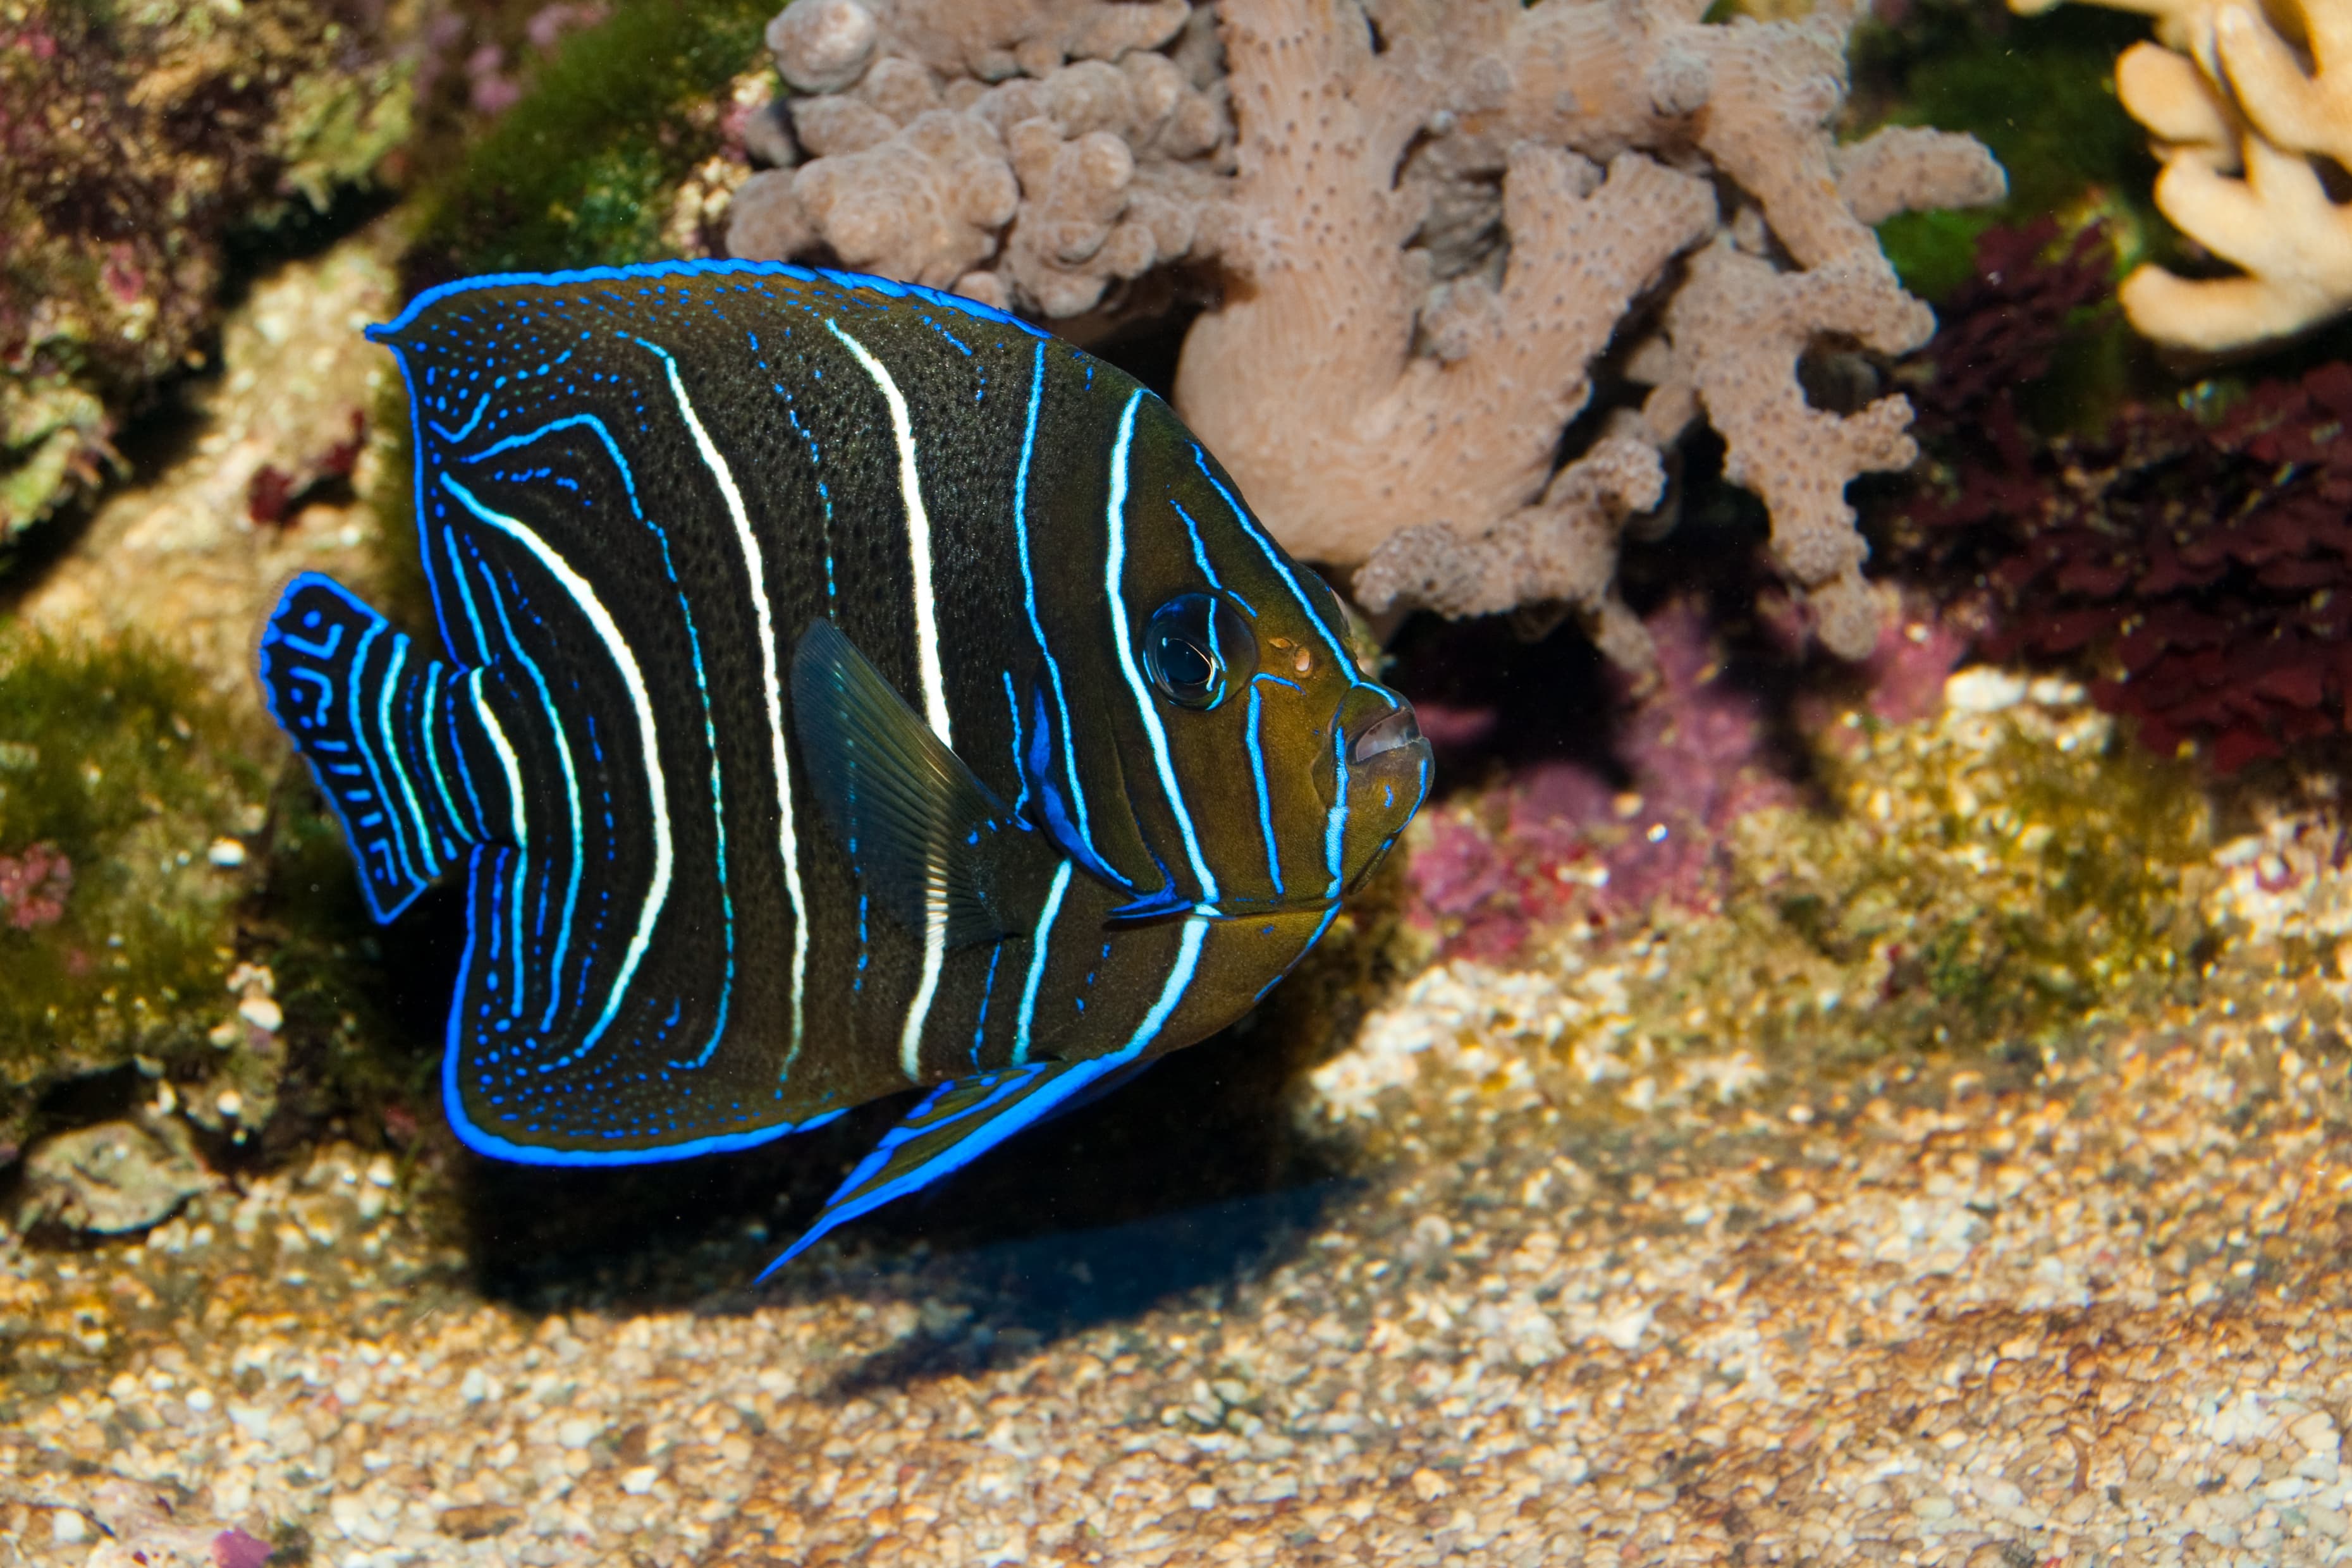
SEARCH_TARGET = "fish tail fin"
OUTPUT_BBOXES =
[260,572,489,922]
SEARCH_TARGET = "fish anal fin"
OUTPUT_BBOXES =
[790,618,1021,948]
[756,1053,1146,1276]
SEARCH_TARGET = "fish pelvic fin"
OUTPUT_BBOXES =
[790,616,1034,949]
[757,1052,1156,1278]
[260,573,493,922]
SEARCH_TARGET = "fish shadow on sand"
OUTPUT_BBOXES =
[455,989,1362,1369]
[819,1172,1360,1397]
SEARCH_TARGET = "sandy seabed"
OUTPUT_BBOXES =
[3,946,2349,1567]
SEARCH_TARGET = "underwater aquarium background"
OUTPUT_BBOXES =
[6,0,2352,1564]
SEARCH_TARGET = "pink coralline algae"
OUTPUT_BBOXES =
[0,842,72,931]
[431,2,611,119]
[1400,601,1797,961]
[211,1526,275,1568]
[1898,220,2352,771]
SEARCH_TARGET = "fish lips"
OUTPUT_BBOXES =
[1326,689,1434,893]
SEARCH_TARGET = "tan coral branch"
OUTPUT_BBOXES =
[1179,0,1995,663]
[1182,138,1717,566]
[2030,0,2352,348]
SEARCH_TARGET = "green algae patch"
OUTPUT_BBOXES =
[1724,692,2214,1064]
[1849,0,2172,302]
[241,766,448,1162]
[1308,685,2227,1161]
[410,0,773,276]
[0,634,267,1156]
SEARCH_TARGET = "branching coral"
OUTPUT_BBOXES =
[2018,0,2352,350]
[1189,0,2000,665]
[726,0,1998,666]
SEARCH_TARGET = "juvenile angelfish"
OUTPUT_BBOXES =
[258,260,1431,1270]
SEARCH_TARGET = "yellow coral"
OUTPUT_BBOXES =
[2020,0,2352,348]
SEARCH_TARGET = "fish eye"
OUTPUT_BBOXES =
[1141,593,1254,711]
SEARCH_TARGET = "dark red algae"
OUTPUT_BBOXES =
[1892,218,2352,773]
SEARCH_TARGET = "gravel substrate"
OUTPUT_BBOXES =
[3,955,2348,1567]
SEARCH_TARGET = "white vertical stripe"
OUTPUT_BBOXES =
[899,909,947,1081]
[376,635,435,873]
[1103,393,1220,903]
[444,475,670,1062]
[823,318,953,744]
[468,667,529,852]
[467,665,530,1014]
[825,315,954,1079]
[1013,859,1075,1065]
[636,340,809,1063]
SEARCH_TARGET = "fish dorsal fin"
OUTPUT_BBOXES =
[756,1051,1156,1276]
[790,617,1019,948]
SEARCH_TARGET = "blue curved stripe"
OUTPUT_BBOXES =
[341,620,421,894]
[972,941,1003,1067]
[374,637,437,879]
[430,393,492,444]
[1324,726,1350,902]
[1246,677,1285,899]
[450,406,737,1074]
[466,413,643,513]
[1105,393,1218,903]
[1010,340,1104,874]
[1190,444,1362,684]
[464,537,585,1037]
[441,474,675,1074]
[369,257,1050,345]
[1000,670,1030,822]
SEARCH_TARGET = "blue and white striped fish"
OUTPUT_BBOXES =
[259,260,1431,1270]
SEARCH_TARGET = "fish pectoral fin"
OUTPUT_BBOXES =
[790,617,1018,949]
[757,1053,1146,1277]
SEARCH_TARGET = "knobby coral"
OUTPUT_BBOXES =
[2017,0,2352,350]
[1897,221,2352,771]
[731,0,1228,316]
[725,0,2000,666]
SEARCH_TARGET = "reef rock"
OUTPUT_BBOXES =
[0,0,411,551]
[725,0,1999,667]
[18,1113,214,1234]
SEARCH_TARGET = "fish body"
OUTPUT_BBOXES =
[259,260,1430,1265]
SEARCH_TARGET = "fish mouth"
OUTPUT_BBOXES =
[1349,702,1423,764]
